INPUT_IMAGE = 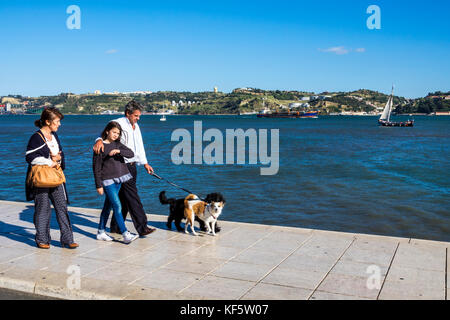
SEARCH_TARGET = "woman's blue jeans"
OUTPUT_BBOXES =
[99,183,126,234]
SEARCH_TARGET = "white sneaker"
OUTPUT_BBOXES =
[122,231,138,244]
[97,231,113,241]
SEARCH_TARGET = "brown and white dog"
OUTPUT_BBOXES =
[184,193,225,236]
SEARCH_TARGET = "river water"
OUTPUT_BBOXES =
[1,115,449,241]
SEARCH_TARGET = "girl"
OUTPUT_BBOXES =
[93,121,138,244]
[25,107,78,249]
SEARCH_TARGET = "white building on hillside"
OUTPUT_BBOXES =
[289,103,303,109]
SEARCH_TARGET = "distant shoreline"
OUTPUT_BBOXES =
[3,89,448,116]
[2,113,448,117]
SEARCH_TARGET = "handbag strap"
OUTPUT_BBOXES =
[37,131,61,169]
[37,131,48,145]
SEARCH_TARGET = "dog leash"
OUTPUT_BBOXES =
[151,172,207,202]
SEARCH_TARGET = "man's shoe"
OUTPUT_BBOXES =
[140,227,156,237]
[36,243,50,249]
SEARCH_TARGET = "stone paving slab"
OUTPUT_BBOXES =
[242,283,312,300]
[316,273,384,299]
[309,290,371,300]
[0,200,448,300]
[448,253,450,296]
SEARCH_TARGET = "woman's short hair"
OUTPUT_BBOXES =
[101,121,123,141]
[124,100,143,116]
[34,107,64,128]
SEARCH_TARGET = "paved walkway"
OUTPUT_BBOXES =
[0,200,448,300]
[0,287,59,300]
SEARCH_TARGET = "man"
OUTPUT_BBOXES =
[93,100,156,237]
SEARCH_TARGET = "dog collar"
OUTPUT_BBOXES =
[206,203,217,220]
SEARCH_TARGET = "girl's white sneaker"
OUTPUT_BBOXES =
[122,231,138,244]
[97,231,113,241]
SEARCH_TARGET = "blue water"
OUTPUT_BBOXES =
[1,115,449,241]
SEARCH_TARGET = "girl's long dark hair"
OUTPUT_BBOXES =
[101,121,123,141]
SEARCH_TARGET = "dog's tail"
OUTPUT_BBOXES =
[184,194,199,207]
[159,191,176,205]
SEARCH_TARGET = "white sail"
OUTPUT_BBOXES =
[379,96,391,121]
[386,95,393,122]
[379,86,394,122]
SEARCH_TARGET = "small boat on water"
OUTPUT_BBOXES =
[160,115,166,121]
[257,110,319,118]
[378,86,414,127]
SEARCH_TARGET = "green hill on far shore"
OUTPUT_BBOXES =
[2,89,449,115]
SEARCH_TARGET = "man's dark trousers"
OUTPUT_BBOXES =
[110,163,149,235]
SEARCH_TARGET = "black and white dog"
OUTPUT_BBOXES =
[159,191,224,233]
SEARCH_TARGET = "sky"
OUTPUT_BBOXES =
[0,0,449,98]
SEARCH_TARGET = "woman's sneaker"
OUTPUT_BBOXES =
[97,231,113,241]
[122,231,138,244]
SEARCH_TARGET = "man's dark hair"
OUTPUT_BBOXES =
[124,100,144,115]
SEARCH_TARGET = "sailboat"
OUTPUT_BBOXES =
[378,86,414,127]
[160,115,166,121]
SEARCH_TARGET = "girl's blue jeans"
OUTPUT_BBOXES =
[98,183,127,234]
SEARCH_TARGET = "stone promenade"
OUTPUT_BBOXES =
[0,200,448,300]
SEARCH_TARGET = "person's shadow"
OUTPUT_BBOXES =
[0,205,183,248]
[0,206,36,247]
[0,205,105,248]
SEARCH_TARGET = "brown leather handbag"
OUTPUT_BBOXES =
[27,132,66,188]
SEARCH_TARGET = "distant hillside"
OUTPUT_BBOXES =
[394,91,450,114]
[1,89,448,115]
[1,97,21,104]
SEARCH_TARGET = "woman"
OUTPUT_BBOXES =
[25,107,78,249]
[93,121,138,244]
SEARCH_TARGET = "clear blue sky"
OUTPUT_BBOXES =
[1,0,449,98]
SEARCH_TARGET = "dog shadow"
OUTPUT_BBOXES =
[152,219,209,236]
